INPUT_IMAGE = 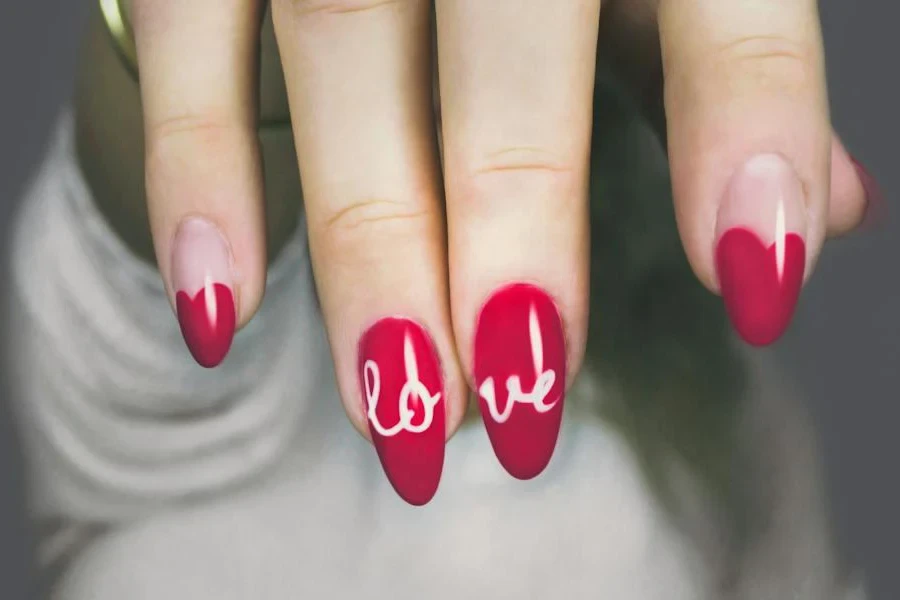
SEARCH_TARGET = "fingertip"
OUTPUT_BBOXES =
[826,134,886,236]
[849,154,887,231]
[826,136,867,235]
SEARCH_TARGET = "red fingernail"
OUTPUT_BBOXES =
[850,156,887,229]
[172,218,236,368]
[474,283,566,480]
[359,318,445,506]
[715,155,807,346]
[716,229,805,346]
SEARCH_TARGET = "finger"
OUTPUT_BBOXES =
[271,0,463,506]
[436,0,601,479]
[659,0,830,346]
[132,0,266,367]
[827,135,880,236]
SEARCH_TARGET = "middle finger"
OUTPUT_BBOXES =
[436,0,602,479]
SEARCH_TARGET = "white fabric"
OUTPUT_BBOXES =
[5,113,867,599]
[7,112,335,522]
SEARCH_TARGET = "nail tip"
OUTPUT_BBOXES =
[373,433,445,508]
[379,455,444,507]
[726,304,795,349]
[191,352,230,369]
[183,337,234,369]
[482,410,563,482]
[396,485,439,507]
[735,328,784,348]
[501,459,552,481]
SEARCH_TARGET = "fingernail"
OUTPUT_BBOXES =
[850,156,886,229]
[715,154,807,347]
[474,283,566,480]
[171,217,237,368]
[359,317,445,506]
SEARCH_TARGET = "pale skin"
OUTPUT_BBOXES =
[75,0,870,459]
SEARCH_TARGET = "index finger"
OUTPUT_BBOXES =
[131,0,267,367]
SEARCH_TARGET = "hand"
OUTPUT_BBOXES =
[128,0,874,505]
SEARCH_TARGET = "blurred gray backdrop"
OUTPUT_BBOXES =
[0,2,897,599]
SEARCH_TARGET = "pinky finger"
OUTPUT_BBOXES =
[828,135,884,236]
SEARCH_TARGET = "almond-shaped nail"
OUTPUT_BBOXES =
[359,317,445,506]
[474,283,566,480]
[850,155,886,229]
[715,154,807,347]
[171,218,236,368]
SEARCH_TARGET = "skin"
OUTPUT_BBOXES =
[72,0,717,269]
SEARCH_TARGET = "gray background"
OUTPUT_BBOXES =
[0,2,896,599]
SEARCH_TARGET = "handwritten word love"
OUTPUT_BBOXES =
[364,334,441,438]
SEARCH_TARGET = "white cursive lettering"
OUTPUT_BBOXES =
[365,333,441,437]
[478,305,558,424]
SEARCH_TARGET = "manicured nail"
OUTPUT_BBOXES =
[715,154,807,347]
[171,217,236,368]
[850,156,886,229]
[474,283,566,480]
[359,317,445,506]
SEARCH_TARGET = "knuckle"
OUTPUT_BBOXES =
[460,146,578,211]
[715,34,815,91]
[317,197,433,261]
[146,113,242,169]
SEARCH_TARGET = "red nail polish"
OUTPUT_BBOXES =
[176,283,236,368]
[715,228,805,347]
[171,218,237,368]
[850,156,886,229]
[359,318,445,506]
[474,283,566,480]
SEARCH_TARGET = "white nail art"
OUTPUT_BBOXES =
[365,334,441,438]
[479,305,558,424]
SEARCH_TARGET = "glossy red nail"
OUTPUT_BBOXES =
[171,218,236,368]
[715,228,805,346]
[176,284,236,368]
[359,318,445,506]
[474,283,566,480]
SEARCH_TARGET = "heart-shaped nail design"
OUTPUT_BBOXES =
[715,227,805,346]
[176,282,236,368]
